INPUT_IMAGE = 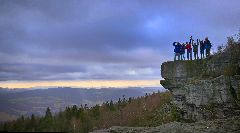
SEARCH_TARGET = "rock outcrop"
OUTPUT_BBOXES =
[160,52,240,121]
[92,45,240,133]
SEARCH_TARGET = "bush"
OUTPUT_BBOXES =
[224,64,239,76]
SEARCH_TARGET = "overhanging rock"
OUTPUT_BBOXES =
[160,57,240,121]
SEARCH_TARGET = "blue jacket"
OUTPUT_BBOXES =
[204,40,212,49]
[205,43,212,49]
[173,42,181,53]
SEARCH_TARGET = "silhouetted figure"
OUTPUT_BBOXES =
[199,40,205,59]
[192,40,199,60]
[186,42,192,60]
[173,42,181,61]
[180,43,186,60]
[204,37,212,57]
[84,104,88,109]
[189,36,194,45]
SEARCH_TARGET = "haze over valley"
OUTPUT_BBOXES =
[0,87,164,122]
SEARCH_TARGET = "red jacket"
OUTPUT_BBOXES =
[185,44,192,50]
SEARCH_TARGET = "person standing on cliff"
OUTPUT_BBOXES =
[186,42,192,60]
[173,42,181,61]
[180,43,186,60]
[192,40,199,60]
[189,36,194,45]
[204,37,212,57]
[200,39,205,59]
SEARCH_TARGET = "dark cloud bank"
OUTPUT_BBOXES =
[0,0,239,81]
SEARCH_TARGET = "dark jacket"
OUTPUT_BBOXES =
[200,41,205,51]
[192,44,198,52]
[181,44,185,53]
[204,40,212,49]
[173,42,181,53]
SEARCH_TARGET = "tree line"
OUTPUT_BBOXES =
[0,91,176,132]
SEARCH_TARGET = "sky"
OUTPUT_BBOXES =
[0,0,239,88]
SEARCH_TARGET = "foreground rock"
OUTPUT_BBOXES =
[91,116,240,133]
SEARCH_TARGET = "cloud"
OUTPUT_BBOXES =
[0,0,239,81]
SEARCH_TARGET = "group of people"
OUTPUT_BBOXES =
[173,36,212,61]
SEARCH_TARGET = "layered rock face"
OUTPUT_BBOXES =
[160,53,240,121]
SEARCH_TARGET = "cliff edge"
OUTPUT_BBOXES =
[161,49,240,121]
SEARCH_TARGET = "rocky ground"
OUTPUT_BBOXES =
[91,116,240,133]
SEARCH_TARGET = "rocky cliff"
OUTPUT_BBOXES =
[92,44,240,133]
[160,50,240,121]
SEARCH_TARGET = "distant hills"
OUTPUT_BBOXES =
[0,87,165,122]
[0,91,173,132]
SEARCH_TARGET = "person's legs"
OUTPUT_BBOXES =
[177,53,180,60]
[205,49,208,57]
[174,52,176,61]
[197,51,199,59]
[206,49,210,57]
[190,51,192,60]
[206,49,208,57]
[200,50,202,59]
[202,50,204,59]
[203,50,205,58]
[187,51,189,60]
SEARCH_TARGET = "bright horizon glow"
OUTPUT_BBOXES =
[0,80,161,89]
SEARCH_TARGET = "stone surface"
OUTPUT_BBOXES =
[91,116,240,133]
[160,54,240,121]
